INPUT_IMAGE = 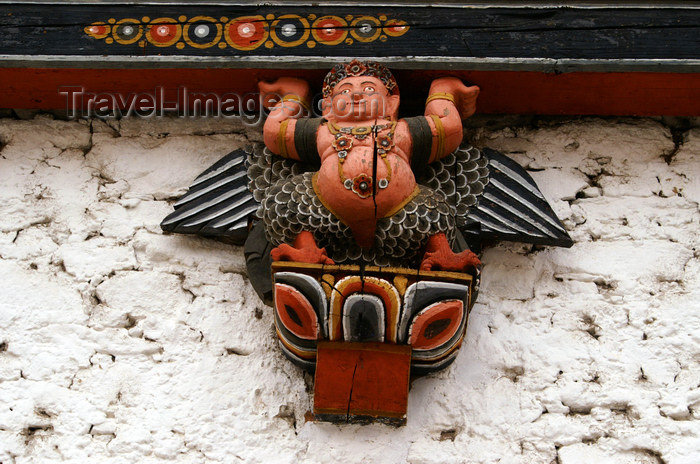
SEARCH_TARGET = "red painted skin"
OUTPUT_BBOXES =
[260,73,481,272]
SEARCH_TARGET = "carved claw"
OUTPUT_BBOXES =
[420,233,481,273]
[270,231,335,265]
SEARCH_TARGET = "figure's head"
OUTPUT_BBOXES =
[321,60,400,121]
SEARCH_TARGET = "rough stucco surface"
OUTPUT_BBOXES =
[0,114,699,464]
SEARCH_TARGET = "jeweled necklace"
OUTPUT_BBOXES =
[327,121,397,199]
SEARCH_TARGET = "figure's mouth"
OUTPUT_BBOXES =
[351,100,372,116]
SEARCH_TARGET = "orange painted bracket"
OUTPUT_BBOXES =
[313,341,412,425]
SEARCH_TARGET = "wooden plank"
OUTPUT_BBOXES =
[313,341,412,425]
[1,67,698,115]
[0,3,697,72]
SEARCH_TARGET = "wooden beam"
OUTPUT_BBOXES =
[2,67,698,116]
[1,2,698,114]
[0,2,697,72]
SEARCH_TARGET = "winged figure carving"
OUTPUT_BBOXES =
[161,61,572,422]
[162,60,571,297]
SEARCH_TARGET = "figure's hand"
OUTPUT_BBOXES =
[428,77,480,119]
[258,78,311,109]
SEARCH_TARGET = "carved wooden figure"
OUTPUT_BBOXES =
[161,60,572,425]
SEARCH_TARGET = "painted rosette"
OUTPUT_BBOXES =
[350,16,381,43]
[112,19,142,44]
[184,16,222,49]
[271,15,310,48]
[329,276,401,343]
[383,19,410,38]
[146,18,182,47]
[311,16,348,46]
[399,281,470,363]
[225,15,268,51]
[85,22,110,40]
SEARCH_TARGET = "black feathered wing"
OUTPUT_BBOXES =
[160,148,259,244]
[418,144,573,248]
[462,147,573,247]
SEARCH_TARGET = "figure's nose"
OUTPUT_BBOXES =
[352,92,363,102]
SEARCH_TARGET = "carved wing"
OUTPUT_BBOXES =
[419,145,573,248]
[466,148,573,247]
[160,147,259,244]
[160,145,317,244]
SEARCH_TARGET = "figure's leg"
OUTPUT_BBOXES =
[375,185,481,272]
[375,186,456,267]
[260,172,342,265]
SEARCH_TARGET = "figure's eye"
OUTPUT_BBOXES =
[340,89,350,94]
[364,86,375,92]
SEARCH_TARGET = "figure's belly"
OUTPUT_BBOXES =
[314,148,417,247]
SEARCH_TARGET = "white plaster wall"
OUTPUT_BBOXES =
[0,114,698,464]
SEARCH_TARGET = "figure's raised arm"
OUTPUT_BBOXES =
[422,77,479,163]
[259,78,312,160]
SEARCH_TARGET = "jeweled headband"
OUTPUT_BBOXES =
[322,59,399,98]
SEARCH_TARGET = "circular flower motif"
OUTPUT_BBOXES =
[312,16,348,46]
[225,15,268,51]
[85,22,110,39]
[352,174,373,198]
[332,135,353,152]
[184,16,222,49]
[146,18,182,47]
[270,15,310,48]
[347,60,367,76]
[377,135,394,152]
[112,19,142,45]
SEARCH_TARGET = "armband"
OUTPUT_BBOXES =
[277,119,291,157]
[293,117,323,167]
[429,114,446,162]
[426,92,455,105]
[281,95,311,114]
[404,116,432,172]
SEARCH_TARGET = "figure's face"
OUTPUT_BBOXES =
[323,76,399,121]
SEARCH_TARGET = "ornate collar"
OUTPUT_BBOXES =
[327,121,397,141]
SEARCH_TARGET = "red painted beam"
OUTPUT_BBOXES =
[313,341,412,424]
[458,70,700,116]
[1,68,698,116]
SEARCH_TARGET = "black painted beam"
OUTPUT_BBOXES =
[0,2,698,72]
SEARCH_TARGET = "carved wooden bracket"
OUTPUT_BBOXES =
[161,58,574,422]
